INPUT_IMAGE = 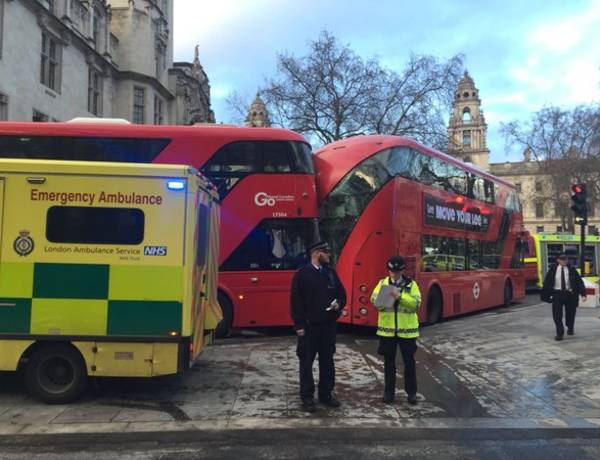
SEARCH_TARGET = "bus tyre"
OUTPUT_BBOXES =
[215,292,233,338]
[426,287,443,325]
[25,344,88,404]
[503,280,513,308]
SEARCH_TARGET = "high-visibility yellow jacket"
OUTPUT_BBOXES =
[371,276,421,338]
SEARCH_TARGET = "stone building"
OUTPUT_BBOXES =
[447,71,490,171]
[0,0,213,124]
[447,70,599,235]
[245,92,270,127]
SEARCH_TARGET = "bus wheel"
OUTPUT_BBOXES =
[503,280,513,308]
[426,287,443,325]
[215,292,233,338]
[25,344,88,404]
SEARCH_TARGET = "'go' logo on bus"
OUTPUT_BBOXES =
[254,192,276,207]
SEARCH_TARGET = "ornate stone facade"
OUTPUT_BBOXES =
[170,45,214,124]
[245,93,270,127]
[448,71,490,170]
[0,0,213,124]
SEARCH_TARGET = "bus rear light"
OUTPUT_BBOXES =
[359,296,368,304]
[238,295,244,300]
[359,284,368,292]
[359,308,368,315]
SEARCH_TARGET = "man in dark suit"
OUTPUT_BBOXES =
[541,253,587,341]
[290,241,347,413]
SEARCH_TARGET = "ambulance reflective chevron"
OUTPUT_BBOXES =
[0,159,221,403]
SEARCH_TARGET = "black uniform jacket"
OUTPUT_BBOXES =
[541,263,586,304]
[290,264,347,331]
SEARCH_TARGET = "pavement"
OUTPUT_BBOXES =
[2,296,600,456]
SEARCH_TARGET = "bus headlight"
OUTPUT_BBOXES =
[359,308,368,316]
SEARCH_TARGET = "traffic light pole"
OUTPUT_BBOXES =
[580,222,586,276]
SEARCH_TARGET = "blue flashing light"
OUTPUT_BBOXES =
[167,180,186,191]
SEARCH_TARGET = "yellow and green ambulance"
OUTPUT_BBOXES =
[0,159,221,403]
[525,233,600,288]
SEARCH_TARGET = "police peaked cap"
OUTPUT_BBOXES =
[387,256,406,271]
[308,241,331,253]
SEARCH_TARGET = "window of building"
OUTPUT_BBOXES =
[0,92,7,121]
[535,201,544,218]
[556,226,563,232]
[92,8,102,48]
[155,46,165,77]
[535,181,542,192]
[41,32,61,92]
[536,225,544,233]
[47,206,144,245]
[515,182,521,192]
[589,225,598,236]
[87,67,102,116]
[462,130,471,146]
[221,219,316,271]
[32,109,49,122]
[0,136,171,162]
[153,96,164,125]
[133,86,145,124]
[42,0,54,13]
[0,0,4,59]
[588,202,595,217]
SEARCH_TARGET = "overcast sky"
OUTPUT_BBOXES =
[173,0,600,162]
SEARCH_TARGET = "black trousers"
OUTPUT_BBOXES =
[296,322,336,401]
[552,290,577,336]
[379,336,417,396]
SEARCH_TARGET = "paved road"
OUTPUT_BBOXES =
[2,293,600,458]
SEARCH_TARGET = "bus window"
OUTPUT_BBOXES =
[421,235,466,272]
[467,240,482,269]
[290,142,314,174]
[262,141,292,173]
[0,136,170,162]
[46,206,144,245]
[203,140,311,198]
[221,219,316,271]
[482,241,500,269]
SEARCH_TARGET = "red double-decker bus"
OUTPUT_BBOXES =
[315,135,526,326]
[0,121,319,335]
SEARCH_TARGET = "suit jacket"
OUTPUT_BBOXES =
[541,263,586,304]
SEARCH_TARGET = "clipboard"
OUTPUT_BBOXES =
[374,285,399,311]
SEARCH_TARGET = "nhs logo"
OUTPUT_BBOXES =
[144,246,167,256]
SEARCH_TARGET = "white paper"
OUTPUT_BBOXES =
[374,285,398,311]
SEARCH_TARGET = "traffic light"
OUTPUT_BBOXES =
[571,183,588,225]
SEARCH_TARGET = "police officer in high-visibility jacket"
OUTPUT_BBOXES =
[371,256,421,404]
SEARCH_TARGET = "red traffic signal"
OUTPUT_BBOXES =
[570,183,588,225]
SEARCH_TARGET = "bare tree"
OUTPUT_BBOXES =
[502,104,600,231]
[256,31,463,148]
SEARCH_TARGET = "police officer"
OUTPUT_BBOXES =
[371,256,421,404]
[290,241,347,413]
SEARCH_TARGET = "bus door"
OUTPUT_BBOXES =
[353,229,396,326]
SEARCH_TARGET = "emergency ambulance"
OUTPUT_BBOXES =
[0,159,221,403]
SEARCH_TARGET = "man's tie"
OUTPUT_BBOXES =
[561,266,566,291]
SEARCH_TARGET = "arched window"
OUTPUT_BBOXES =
[462,107,471,122]
[463,156,472,163]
